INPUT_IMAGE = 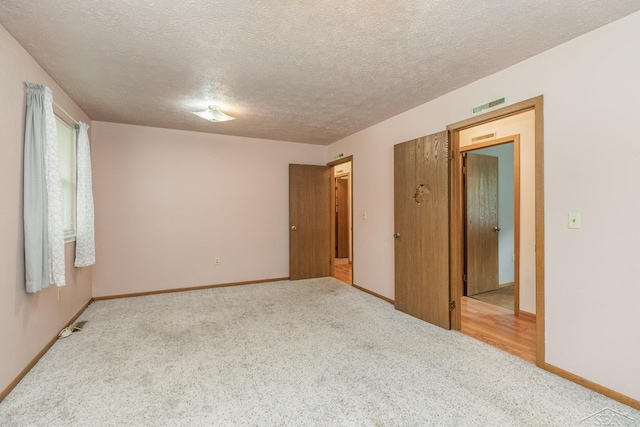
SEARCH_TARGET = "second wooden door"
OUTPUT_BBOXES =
[336,177,349,258]
[394,131,451,330]
[465,153,499,296]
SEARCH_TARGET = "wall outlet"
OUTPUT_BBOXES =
[215,257,220,265]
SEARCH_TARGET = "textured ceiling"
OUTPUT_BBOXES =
[1,1,640,145]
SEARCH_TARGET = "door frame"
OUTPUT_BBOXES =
[327,156,354,281]
[462,135,521,314]
[448,95,545,367]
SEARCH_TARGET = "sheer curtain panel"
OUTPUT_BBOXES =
[23,83,66,293]
[24,83,50,293]
[74,122,96,267]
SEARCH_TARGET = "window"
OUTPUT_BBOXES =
[55,116,76,242]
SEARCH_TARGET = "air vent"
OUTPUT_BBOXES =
[471,132,497,143]
[472,97,507,115]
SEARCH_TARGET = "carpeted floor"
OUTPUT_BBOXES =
[1,278,638,426]
[470,284,514,311]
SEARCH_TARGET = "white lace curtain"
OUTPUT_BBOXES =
[24,83,66,293]
[74,122,96,267]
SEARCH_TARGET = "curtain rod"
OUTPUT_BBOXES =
[52,100,80,126]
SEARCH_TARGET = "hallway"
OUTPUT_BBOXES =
[334,258,352,284]
[461,296,536,364]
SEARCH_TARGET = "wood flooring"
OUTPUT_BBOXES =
[461,296,536,364]
[334,258,352,284]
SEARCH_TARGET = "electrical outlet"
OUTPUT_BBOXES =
[215,257,220,265]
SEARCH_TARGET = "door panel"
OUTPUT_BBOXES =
[394,131,450,329]
[336,178,349,258]
[289,164,332,280]
[465,153,499,295]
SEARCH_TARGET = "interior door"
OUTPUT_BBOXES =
[289,164,332,280]
[336,177,349,258]
[394,131,451,329]
[465,153,499,296]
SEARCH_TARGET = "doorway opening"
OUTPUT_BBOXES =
[462,136,519,314]
[328,157,353,285]
[448,96,544,367]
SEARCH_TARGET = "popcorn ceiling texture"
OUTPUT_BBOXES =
[0,278,638,425]
[1,1,640,144]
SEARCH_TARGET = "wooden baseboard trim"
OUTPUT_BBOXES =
[352,283,394,304]
[544,363,640,411]
[518,310,536,322]
[0,299,93,403]
[92,277,290,301]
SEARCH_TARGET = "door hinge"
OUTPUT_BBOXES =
[449,301,456,311]
[463,274,467,283]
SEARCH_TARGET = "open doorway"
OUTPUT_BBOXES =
[328,158,353,285]
[449,99,543,366]
[463,137,519,313]
[459,135,535,363]
[288,158,354,284]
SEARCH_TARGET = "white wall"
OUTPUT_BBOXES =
[90,122,326,297]
[327,12,640,401]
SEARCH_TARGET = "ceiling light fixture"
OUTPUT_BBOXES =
[193,105,235,122]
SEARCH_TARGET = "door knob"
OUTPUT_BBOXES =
[291,225,297,231]
[393,233,401,239]
[493,226,501,232]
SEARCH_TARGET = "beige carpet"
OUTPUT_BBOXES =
[470,284,514,311]
[1,278,637,426]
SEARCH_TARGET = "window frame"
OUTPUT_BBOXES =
[54,112,77,243]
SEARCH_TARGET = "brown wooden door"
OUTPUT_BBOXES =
[289,164,332,280]
[465,153,499,296]
[394,131,451,330]
[336,178,349,258]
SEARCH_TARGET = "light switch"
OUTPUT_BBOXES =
[568,212,581,229]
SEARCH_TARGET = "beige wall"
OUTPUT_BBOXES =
[90,122,326,297]
[3,10,640,406]
[327,12,640,401]
[333,162,351,176]
[0,25,92,394]
[460,111,536,313]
